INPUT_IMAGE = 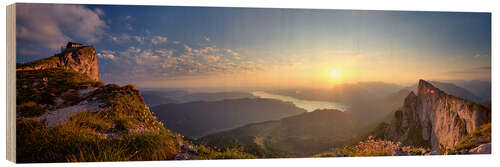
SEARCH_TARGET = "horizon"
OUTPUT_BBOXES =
[16,4,491,89]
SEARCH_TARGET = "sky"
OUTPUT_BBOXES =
[16,3,491,90]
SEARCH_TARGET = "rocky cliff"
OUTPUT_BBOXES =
[386,80,490,150]
[17,42,99,80]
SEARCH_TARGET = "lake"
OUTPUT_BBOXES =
[251,91,349,112]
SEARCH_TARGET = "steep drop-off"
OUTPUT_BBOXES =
[385,80,490,150]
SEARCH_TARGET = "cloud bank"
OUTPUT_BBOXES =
[16,4,107,60]
[99,35,264,84]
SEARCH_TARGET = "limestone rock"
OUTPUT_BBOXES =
[59,46,99,80]
[17,42,99,81]
[386,79,491,151]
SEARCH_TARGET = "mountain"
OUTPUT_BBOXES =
[189,92,257,102]
[15,42,255,162]
[385,80,491,150]
[269,82,404,123]
[17,44,99,80]
[404,80,484,104]
[140,89,257,105]
[199,109,365,157]
[270,82,403,104]
[140,91,179,107]
[151,98,306,137]
[451,80,491,101]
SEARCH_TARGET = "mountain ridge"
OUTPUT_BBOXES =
[385,79,490,150]
[17,44,99,81]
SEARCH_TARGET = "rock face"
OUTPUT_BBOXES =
[386,80,490,150]
[58,46,99,81]
[18,42,99,81]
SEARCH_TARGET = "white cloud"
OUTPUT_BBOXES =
[151,36,168,45]
[102,43,264,82]
[132,36,145,44]
[97,50,116,60]
[474,53,481,58]
[16,4,107,50]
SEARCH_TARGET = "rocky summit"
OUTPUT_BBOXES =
[386,79,491,151]
[17,42,99,81]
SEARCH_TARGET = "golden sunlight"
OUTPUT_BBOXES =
[330,69,341,79]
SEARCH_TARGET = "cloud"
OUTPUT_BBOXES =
[97,50,116,60]
[474,53,481,58]
[100,43,265,83]
[474,53,489,58]
[203,36,211,42]
[16,4,107,50]
[151,36,168,45]
[132,36,145,44]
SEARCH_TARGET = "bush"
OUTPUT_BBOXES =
[455,123,491,151]
[114,118,133,131]
[61,90,80,104]
[336,136,400,156]
[17,101,45,117]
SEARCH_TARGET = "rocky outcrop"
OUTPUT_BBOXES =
[17,42,99,81]
[58,46,99,80]
[469,143,491,154]
[386,80,490,151]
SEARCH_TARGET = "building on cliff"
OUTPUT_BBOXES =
[18,42,99,81]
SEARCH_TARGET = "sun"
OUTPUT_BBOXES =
[329,69,341,79]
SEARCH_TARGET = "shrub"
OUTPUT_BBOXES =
[455,123,491,151]
[61,90,80,104]
[336,136,401,156]
[17,101,45,117]
[114,118,133,131]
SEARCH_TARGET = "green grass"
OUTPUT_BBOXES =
[17,55,61,69]
[17,101,44,117]
[455,123,491,151]
[195,145,257,160]
[17,117,183,162]
[16,68,102,107]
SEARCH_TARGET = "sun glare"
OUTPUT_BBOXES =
[330,69,341,79]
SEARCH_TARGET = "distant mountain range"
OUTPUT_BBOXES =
[151,98,306,137]
[141,90,257,107]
